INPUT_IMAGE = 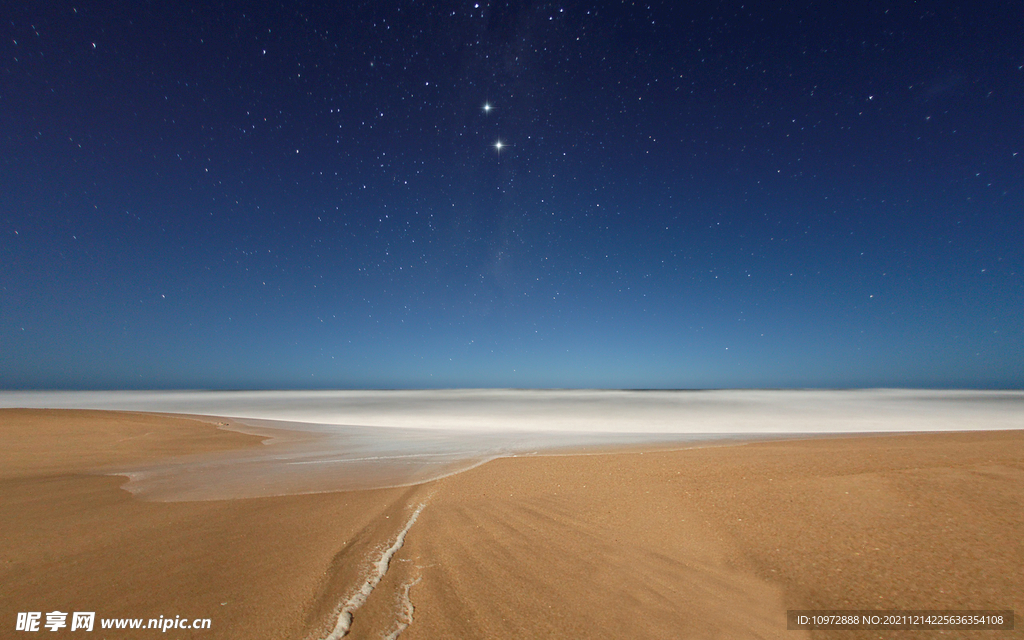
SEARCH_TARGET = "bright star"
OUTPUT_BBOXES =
[483,102,493,113]
[494,140,504,152]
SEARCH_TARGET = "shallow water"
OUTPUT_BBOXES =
[2,389,1021,500]
[110,419,736,501]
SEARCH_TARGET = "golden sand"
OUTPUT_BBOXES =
[2,409,1021,639]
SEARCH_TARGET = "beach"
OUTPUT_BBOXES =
[2,408,1021,638]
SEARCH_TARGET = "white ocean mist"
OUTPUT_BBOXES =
[3,388,1022,433]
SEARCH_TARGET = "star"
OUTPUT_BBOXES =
[493,140,504,152]
[483,102,493,113]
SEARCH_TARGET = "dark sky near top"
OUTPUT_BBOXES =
[2,1,1022,389]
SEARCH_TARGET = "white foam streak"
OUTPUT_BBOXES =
[384,575,423,640]
[322,503,426,640]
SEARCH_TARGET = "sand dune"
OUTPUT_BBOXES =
[2,408,1021,639]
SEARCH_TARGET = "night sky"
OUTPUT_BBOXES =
[2,1,1022,390]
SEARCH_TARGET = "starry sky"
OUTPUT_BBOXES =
[2,1,1022,390]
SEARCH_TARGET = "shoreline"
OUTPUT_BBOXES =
[2,408,1021,638]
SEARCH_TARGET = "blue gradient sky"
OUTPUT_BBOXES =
[2,1,1022,389]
